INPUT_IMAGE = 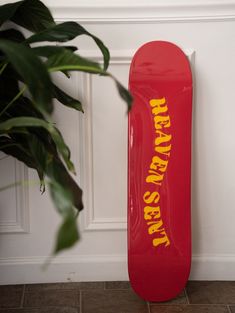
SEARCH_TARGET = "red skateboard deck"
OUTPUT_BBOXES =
[128,41,192,302]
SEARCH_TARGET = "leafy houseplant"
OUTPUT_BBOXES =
[0,0,132,255]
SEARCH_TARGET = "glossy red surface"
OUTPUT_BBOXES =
[128,41,192,302]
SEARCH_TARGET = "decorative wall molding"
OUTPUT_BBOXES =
[48,1,235,23]
[0,159,29,233]
[0,253,235,284]
[80,49,195,231]
[80,73,128,231]
[80,49,195,64]
[80,54,131,231]
[80,51,134,64]
[80,54,134,231]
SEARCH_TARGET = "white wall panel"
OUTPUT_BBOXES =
[0,155,29,234]
[0,0,235,283]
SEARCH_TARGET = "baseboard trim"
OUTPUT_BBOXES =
[190,254,235,280]
[0,254,234,284]
[0,255,128,285]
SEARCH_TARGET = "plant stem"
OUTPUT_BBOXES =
[0,62,8,75]
[0,143,21,150]
[0,179,46,192]
[0,85,26,117]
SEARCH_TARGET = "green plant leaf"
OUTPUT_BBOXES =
[0,134,45,190]
[53,84,83,112]
[13,0,55,32]
[114,79,133,111]
[45,49,133,109]
[0,29,26,43]
[5,96,43,119]
[33,46,77,78]
[0,39,53,115]
[33,45,78,58]
[46,160,83,212]
[26,21,110,70]
[0,135,37,169]
[0,116,74,173]
[53,207,79,254]
[46,48,105,74]
[25,131,83,211]
[0,1,22,27]
[0,85,26,118]
[49,181,74,216]
[27,133,48,172]
[49,127,74,173]
[0,0,55,32]
[0,66,20,102]
[50,178,80,253]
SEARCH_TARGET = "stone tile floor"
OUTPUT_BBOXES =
[0,281,235,312]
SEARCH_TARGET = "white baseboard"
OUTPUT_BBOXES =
[0,255,129,285]
[190,254,235,280]
[0,254,235,285]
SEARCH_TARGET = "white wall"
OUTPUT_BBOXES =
[0,0,235,284]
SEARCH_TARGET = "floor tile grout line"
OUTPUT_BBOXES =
[189,303,234,306]
[103,288,131,291]
[20,284,26,308]
[79,290,82,313]
[149,304,233,307]
[104,282,130,290]
[184,288,190,304]
[147,301,151,313]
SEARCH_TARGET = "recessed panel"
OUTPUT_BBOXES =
[91,64,129,221]
[0,156,17,224]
